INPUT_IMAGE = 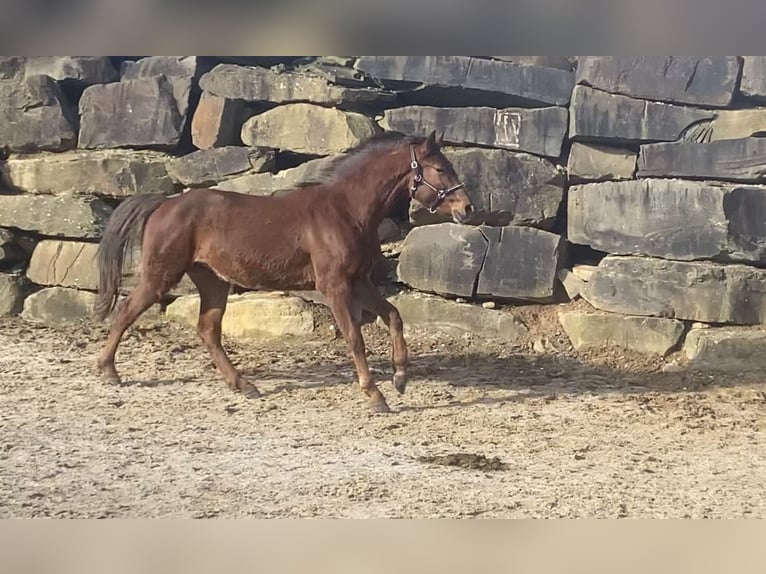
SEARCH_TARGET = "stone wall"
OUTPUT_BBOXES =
[2,55,766,364]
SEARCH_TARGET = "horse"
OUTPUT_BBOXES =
[94,130,474,413]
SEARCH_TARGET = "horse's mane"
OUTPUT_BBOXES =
[295,131,422,188]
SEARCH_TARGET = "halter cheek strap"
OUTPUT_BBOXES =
[408,145,465,213]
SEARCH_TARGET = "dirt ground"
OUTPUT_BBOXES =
[1,304,765,518]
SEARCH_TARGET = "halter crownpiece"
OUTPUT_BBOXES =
[408,144,465,213]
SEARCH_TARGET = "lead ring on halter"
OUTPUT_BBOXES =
[408,144,464,213]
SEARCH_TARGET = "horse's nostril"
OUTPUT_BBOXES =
[465,204,474,215]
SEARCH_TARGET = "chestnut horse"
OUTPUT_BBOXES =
[94,131,473,412]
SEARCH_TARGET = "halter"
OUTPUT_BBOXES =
[408,145,465,213]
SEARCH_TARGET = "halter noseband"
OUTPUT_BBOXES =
[408,145,464,213]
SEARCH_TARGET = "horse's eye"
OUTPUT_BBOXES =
[435,167,445,174]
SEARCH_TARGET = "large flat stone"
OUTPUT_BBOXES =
[21,286,97,325]
[559,310,685,356]
[682,109,766,143]
[0,273,25,316]
[569,85,716,145]
[213,156,335,195]
[382,105,568,158]
[740,57,766,103]
[199,63,392,108]
[190,91,248,149]
[476,226,566,303]
[24,57,118,86]
[165,293,315,341]
[241,104,378,155]
[1,149,176,197]
[397,224,487,298]
[684,327,766,371]
[637,138,766,183]
[576,57,740,107]
[566,142,636,183]
[0,194,112,239]
[355,56,574,107]
[0,76,77,152]
[386,293,528,343]
[410,147,565,228]
[568,179,766,263]
[168,147,275,188]
[582,256,766,325]
[79,76,183,151]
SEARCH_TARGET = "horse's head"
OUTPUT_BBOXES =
[408,131,474,224]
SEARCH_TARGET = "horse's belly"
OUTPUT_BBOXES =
[198,255,314,291]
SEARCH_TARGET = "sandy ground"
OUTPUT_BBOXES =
[1,307,765,518]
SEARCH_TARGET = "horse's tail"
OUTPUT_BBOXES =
[94,194,168,321]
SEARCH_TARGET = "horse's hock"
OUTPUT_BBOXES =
[3,56,766,371]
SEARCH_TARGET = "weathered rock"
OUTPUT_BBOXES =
[79,76,183,151]
[168,147,275,188]
[569,86,716,145]
[1,149,176,197]
[385,293,528,343]
[490,56,576,71]
[637,138,766,183]
[739,57,766,103]
[165,292,315,341]
[0,57,25,80]
[569,179,766,263]
[199,63,392,108]
[0,194,111,238]
[21,287,97,325]
[0,75,77,152]
[476,226,566,302]
[682,109,766,143]
[355,56,575,106]
[559,309,685,356]
[241,104,378,155]
[0,273,25,316]
[582,256,766,325]
[409,147,565,228]
[191,91,248,149]
[566,142,636,183]
[213,156,335,195]
[0,228,25,265]
[684,327,766,371]
[382,105,568,158]
[24,57,118,86]
[397,224,487,298]
[576,57,741,107]
[557,268,585,300]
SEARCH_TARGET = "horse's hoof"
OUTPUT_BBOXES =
[393,371,407,395]
[101,372,122,386]
[241,385,262,400]
[370,398,391,414]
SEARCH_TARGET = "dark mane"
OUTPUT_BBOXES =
[295,131,422,188]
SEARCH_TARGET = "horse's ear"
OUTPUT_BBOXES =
[436,131,445,146]
[425,130,438,153]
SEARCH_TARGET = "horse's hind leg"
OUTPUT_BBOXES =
[186,265,260,399]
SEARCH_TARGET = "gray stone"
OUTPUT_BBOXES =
[567,142,636,183]
[24,56,118,86]
[559,310,685,356]
[409,147,565,228]
[0,76,77,152]
[682,109,766,143]
[385,293,528,343]
[26,240,99,290]
[489,56,576,71]
[168,147,275,188]
[79,76,183,151]
[0,228,25,265]
[241,104,378,155]
[0,273,25,316]
[397,223,487,298]
[190,91,248,149]
[0,57,25,80]
[165,292,315,341]
[1,149,176,197]
[213,156,335,195]
[568,179,766,263]
[576,57,740,107]
[569,85,716,145]
[476,226,565,303]
[582,256,766,325]
[199,63,392,108]
[0,194,111,239]
[637,138,766,183]
[22,287,97,324]
[382,105,568,159]
[557,268,585,300]
[355,56,575,106]
[684,327,766,371]
[740,57,766,103]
